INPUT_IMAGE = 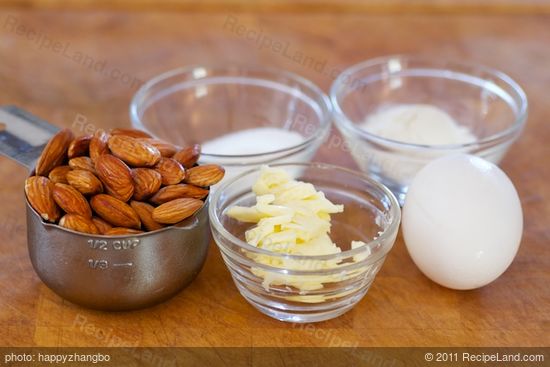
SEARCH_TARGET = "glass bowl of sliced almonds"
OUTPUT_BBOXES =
[1,106,225,310]
[209,163,401,323]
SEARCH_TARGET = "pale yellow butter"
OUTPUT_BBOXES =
[227,166,370,301]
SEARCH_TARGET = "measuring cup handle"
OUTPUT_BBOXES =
[0,106,60,169]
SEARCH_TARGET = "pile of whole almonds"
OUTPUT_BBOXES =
[25,127,225,236]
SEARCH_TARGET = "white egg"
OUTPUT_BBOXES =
[402,154,523,290]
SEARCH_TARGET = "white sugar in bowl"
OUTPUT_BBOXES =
[402,154,523,290]
[130,66,332,184]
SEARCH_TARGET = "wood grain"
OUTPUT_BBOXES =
[0,9,548,347]
[2,0,550,14]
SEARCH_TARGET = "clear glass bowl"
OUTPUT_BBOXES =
[209,163,401,323]
[330,55,528,204]
[130,66,332,182]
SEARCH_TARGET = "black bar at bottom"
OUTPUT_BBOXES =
[0,347,548,367]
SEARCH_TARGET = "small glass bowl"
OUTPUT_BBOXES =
[330,55,528,204]
[130,66,332,182]
[209,163,401,323]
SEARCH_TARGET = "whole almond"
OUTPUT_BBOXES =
[69,156,96,174]
[105,227,144,236]
[108,135,161,167]
[48,165,72,184]
[185,164,225,187]
[173,144,201,169]
[90,194,141,229]
[89,129,110,161]
[67,135,91,158]
[131,168,162,201]
[110,128,152,139]
[130,201,165,231]
[92,216,113,234]
[35,128,74,176]
[154,157,186,186]
[150,184,209,205]
[140,138,178,157]
[59,214,99,234]
[25,176,61,222]
[95,155,134,202]
[53,183,92,218]
[152,198,204,224]
[66,169,103,195]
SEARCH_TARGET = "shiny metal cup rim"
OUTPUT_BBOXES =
[25,193,208,239]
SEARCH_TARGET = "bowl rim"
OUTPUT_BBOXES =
[208,162,401,262]
[130,64,333,160]
[329,54,528,150]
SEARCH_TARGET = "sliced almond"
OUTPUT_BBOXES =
[131,168,162,201]
[35,128,74,176]
[48,165,72,184]
[59,214,99,234]
[130,201,165,231]
[107,135,161,167]
[92,216,113,235]
[68,156,96,174]
[66,169,103,195]
[185,164,225,187]
[173,144,201,169]
[154,157,186,186]
[150,184,209,205]
[152,198,204,224]
[95,155,134,202]
[25,176,61,222]
[53,183,92,218]
[90,194,141,229]
[110,128,152,139]
[89,129,110,162]
[67,134,91,159]
[140,138,178,157]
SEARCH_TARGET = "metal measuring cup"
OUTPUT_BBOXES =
[0,106,210,311]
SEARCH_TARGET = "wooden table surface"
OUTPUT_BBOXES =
[0,8,548,348]
[5,0,550,14]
